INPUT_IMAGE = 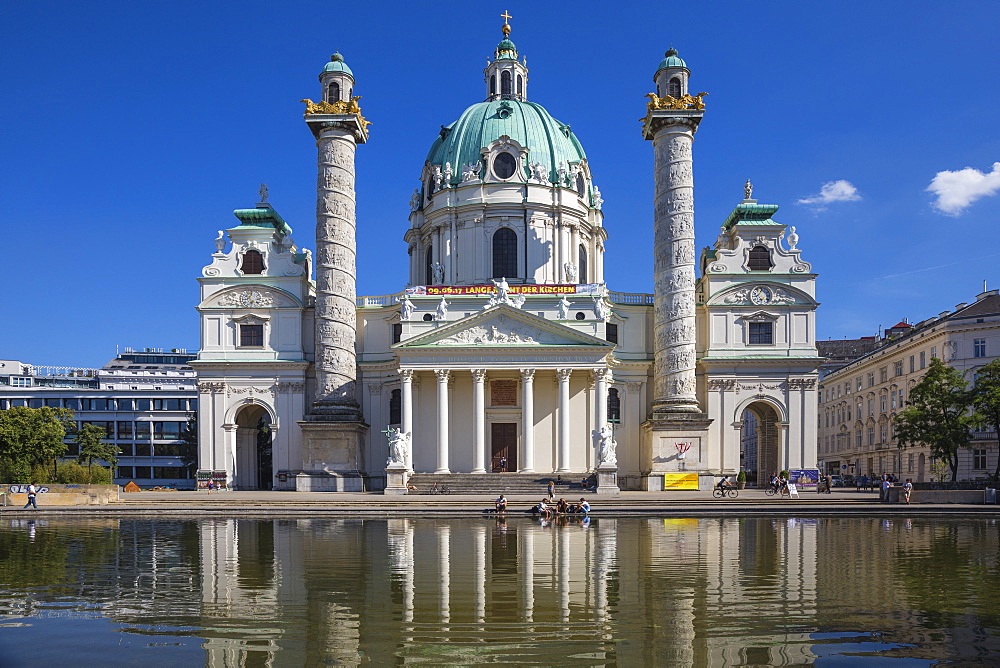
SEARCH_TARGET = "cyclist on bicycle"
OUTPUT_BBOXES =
[716,476,733,491]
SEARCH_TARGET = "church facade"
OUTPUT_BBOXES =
[192,22,821,492]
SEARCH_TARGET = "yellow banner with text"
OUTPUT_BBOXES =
[663,473,699,490]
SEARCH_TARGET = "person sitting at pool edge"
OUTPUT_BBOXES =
[570,498,590,514]
[495,494,507,513]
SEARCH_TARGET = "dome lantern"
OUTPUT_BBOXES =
[484,12,529,102]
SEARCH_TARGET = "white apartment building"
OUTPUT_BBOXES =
[817,290,1000,482]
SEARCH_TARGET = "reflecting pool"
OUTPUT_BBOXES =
[0,516,998,665]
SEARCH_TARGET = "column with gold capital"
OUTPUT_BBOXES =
[297,52,371,492]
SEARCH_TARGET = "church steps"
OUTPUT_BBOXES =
[403,473,592,495]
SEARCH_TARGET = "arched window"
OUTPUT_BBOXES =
[667,77,682,98]
[576,172,586,196]
[492,228,517,278]
[501,71,512,96]
[241,249,265,275]
[425,245,434,285]
[747,245,773,271]
[608,388,621,424]
[490,74,496,96]
[516,74,523,97]
[578,244,588,284]
[389,389,401,425]
[327,81,340,103]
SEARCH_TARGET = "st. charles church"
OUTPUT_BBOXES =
[191,18,821,493]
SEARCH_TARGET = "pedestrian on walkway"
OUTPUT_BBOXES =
[23,483,38,509]
[903,479,913,504]
[547,480,555,499]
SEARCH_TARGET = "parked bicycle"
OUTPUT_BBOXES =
[429,482,450,495]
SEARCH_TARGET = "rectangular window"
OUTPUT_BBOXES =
[152,422,182,440]
[117,422,134,439]
[134,466,152,479]
[868,399,874,416]
[880,395,887,413]
[117,398,135,411]
[10,377,31,388]
[909,356,915,373]
[879,367,888,383]
[867,427,875,446]
[856,430,862,448]
[920,352,926,369]
[136,398,151,411]
[63,398,80,411]
[117,466,134,479]
[891,393,897,410]
[973,449,987,470]
[908,453,914,473]
[392,323,402,344]
[240,324,264,347]
[898,389,904,406]
[867,372,875,388]
[748,322,773,345]
[880,424,888,442]
[29,399,43,408]
[857,377,863,391]
[894,361,903,376]
[606,323,619,344]
[154,466,190,479]
[45,398,62,408]
[974,339,986,358]
[134,422,151,440]
[931,346,937,360]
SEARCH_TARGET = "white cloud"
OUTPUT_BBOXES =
[927,162,1000,216]
[796,180,862,209]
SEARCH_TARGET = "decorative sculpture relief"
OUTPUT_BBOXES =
[557,296,571,320]
[398,294,415,321]
[744,178,753,200]
[564,263,577,283]
[219,290,276,308]
[644,91,708,111]
[592,185,604,209]
[529,162,549,183]
[438,315,562,346]
[593,296,610,320]
[434,297,449,321]
[431,262,445,285]
[461,161,481,182]
[409,189,421,212]
[386,427,410,466]
[214,230,226,252]
[594,425,617,467]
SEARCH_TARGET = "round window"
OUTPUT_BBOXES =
[575,312,586,320]
[493,152,517,179]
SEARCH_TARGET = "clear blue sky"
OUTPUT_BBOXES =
[4,1,999,368]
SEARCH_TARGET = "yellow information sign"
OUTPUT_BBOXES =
[663,473,699,490]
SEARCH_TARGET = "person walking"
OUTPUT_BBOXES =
[547,480,555,499]
[23,483,38,510]
[903,479,913,504]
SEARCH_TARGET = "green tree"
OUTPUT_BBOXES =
[0,406,74,482]
[76,424,119,473]
[894,358,974,482]
[970,358,1000,481]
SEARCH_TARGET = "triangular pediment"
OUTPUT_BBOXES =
[396,305,613,349]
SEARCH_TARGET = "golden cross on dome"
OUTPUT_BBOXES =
[500,10,512,35]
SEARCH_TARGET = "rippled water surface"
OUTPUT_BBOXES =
[0,516,998,666]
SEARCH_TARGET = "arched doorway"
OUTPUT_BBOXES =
[742,401,781,486]
[235,404,272,490]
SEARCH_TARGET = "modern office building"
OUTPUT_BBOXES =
[0,348,198,487]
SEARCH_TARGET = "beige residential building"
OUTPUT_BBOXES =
[818,290,1000,482]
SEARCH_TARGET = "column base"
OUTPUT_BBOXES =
[296,420,368,491]
[307,400,363,423]
[642,413,714,481]
[384,464,409,495]
[434,468,451,474]
[470,468,487,474]
[595,466,620,496]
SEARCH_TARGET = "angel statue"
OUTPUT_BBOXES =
[594,424,617,467]
[386,427,410,466]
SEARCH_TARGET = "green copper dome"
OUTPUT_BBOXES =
[322,52,354,77]
[425,99,587,183]
[496,38,518,59]
[656,47,687,73]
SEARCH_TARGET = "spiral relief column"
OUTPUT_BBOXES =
[297,52,370,492]
[640,47,713,489]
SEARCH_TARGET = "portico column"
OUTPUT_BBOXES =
[594,368,608,431]
[471,369,487,473]
[557,369,572,472]
[399,369,414,471]
[435,369,451,473]
[520,369,535,472]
